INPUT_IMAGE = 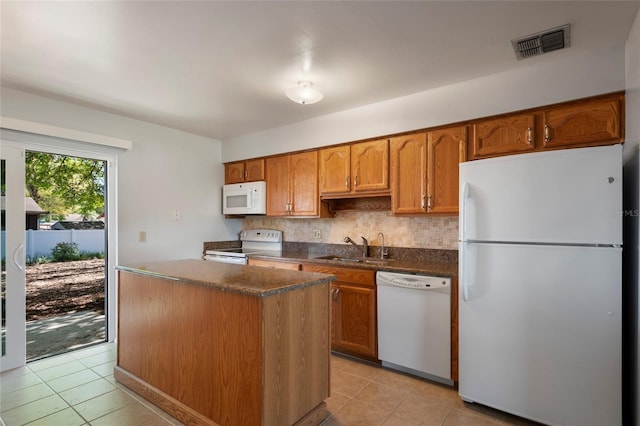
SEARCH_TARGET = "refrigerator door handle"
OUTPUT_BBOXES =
[461,182,471,242]
[461,242,473,302]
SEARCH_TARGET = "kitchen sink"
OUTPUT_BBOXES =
[314,255,391,265]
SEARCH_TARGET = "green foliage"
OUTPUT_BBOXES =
[51,242,81,262]
[26,250,104,265]
[25,152,106,220]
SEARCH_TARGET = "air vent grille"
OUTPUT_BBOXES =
[512,24,571,60]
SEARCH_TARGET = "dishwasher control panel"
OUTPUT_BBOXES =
[377,271,451,291]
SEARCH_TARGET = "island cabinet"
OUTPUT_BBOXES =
[115,260,333,426]
[390,126,466,215]
[225,158,265,184]
[319,139,389,197]
[302,264,377,361]
[266,151,319,217]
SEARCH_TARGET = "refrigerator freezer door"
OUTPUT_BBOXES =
[459,145,622,245]
[459,242,621,426]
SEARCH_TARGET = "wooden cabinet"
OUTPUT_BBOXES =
[266,151,319,217]
[471,113,535,160]
[225,158,265,184]
[390,127,466,215]
[320,139,389,196]
[390,133,427,214]
[427,125,467,214]
[542,95,624,149]
[248,258,301,271]
[302,264,377,360]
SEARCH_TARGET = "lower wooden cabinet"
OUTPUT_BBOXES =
[302,264,377,360]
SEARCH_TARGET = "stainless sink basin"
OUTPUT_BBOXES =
[314,255,391,265]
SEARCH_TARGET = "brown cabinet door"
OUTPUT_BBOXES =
[351,139,389,193]
[265,155,290,216]
[390,133,427,214]
[244,159,265,182]
[225,161,246,184]
[333,283,377,359]
[290,151,319,216]
[471,113,535,160]
[320,146,350,194]
[427,125,467,215]
[248,258,301,270]
[542,96,623,149]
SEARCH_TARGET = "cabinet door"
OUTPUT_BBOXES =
[290,151,319,216]
[427,125,467,215]
[351,139,389,193]
[334,284,377,359]
[244,159,265,182]
[471,113,535,160]
[390,133,427,214]
[225,161,246,184]
[320,146,350,194]
[265,155,290,216]
[542,96,623,149]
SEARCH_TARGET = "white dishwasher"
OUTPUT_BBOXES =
[377,271,452,385]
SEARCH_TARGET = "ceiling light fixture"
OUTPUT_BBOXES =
[285,81,323,105]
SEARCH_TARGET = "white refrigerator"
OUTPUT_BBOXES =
[458,145,622,426]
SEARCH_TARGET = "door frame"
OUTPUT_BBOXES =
[1,144,27,371]
[1,137,119,368]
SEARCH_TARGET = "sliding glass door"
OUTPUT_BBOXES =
[1,143,26,371]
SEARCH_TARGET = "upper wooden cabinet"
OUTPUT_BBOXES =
[542,95,624,149]
[266,151,319,217]
[320,139,389,196]
[471,113,535,160]
[390,127,466,215]
[390,133,427,214]
[427,125,467,214]
[224,159,265,184]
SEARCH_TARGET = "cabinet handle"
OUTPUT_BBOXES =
[354,176,358,187]
[421,195,426,210]
[345,176,349,189]
[544,124,550,143]
[527,127,533,145]
[244,170,248,179]
[427,194,432,210]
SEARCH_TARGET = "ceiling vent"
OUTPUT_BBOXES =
[511,24,571,60]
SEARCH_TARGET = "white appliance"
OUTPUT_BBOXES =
[222,181,267,215]
[459,145,622,426]
[204,229,282,264]
[377,271,453,386]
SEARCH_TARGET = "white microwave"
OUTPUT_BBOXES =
[222,181,267,215]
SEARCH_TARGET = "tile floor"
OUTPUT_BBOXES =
[1,343,540,426]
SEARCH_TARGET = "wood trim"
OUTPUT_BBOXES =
[114,367,217,426]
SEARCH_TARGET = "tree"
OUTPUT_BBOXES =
[25,152,105,220]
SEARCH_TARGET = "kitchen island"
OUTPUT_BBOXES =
[115,259,334,426]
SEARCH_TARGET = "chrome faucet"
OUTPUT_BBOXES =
[344,236,368,258]
[378,232,388,259]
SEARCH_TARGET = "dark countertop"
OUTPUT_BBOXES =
[116,259,335,297]
[249,249,458,278]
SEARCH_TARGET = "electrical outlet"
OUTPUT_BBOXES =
[138,231,147,243]
[313,229,321,239]
[173,209,181,221]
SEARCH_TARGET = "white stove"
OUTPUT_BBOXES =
[203,229,282,265]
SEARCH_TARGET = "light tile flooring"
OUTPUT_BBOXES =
[1,343,539,426]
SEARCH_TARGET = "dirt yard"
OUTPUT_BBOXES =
[25,259,105,321]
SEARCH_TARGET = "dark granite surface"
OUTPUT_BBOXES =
[203,241,458,277]
[116,259,334,297]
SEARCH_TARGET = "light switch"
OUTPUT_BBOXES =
[138,231,147,242]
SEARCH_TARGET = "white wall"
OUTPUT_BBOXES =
[223,45,626,162]
[624,6,640,425]
[0,87,241,263]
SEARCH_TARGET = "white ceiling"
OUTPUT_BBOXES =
[1,1,638,141]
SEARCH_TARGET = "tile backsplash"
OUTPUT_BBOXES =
[243,211,458,250]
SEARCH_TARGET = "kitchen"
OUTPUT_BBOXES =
[1,1,640,426]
